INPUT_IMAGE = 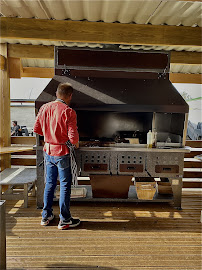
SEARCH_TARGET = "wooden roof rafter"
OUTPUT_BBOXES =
[1,17,201,48]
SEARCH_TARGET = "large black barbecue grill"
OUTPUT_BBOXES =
[35,47,189,209]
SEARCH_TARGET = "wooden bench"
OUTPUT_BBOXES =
[0,168,36,207]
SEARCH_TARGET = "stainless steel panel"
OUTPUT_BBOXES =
[81,152,110,175]
[117,151,147,176]
[146,152,184,178]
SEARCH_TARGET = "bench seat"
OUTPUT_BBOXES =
[0,168,36,207]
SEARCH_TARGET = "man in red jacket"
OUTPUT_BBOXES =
[34,82,80,230]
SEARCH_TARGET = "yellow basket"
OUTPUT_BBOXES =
[136,182,157,200]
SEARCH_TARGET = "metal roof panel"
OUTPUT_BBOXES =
[1,0,201,27]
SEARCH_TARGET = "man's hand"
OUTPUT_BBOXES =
[74,141,79,149]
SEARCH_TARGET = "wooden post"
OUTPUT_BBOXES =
[0,43,11,171]
[182,113,189,147]
[0,200,6,270]
[8,57,21,78]
[0,55,6,70]
[152,112,156,131]
[170,178,183,210]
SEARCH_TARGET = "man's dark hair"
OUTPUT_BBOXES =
[56,83,73,98]
[12,121,17,125]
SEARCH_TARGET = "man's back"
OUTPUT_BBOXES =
[34,101,79,156]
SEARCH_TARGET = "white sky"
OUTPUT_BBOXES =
[10,78,51,100]
[173,83,201,99]
[10,78,202,124]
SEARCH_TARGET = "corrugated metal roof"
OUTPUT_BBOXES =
[170,63,202,74]
[119,44,202,53]
[22,58,54,68]
[1,1,201,75]
[0,0,201,27]
[21,58,202,74]
[1,38,202,53]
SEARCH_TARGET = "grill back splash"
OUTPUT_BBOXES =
[35,47,189,207]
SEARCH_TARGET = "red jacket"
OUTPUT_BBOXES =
[34,101,79,156]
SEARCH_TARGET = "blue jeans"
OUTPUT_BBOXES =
[42,152,72,221]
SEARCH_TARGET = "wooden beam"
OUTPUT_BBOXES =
[12,150,36,155]
[183,171,202,178]
[22,67,54,78]
[1,17,201,47]
[171,51,202,65]
[11,136,36,145]
[183,181,202,188]
[0,55,6,70]
[0,43,11,171]
[170,73,202,84]
[0,146,33,155]
[185,151,202,158]
[8,44,54,59]
[182,113,189,147]
[186,140,202,147]
[8,57,21,78]
[184,161,202,168]
[11,158,36,166]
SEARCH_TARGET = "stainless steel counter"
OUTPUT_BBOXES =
[35,145,190,153]
[78,146,190,153]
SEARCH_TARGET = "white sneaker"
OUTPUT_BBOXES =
[41,214,54,226]
[58,218,80,230]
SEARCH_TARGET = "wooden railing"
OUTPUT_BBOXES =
[9,138,202,188]
[11,136,36,166]
[183,140,202,188]
[11,136,36,145]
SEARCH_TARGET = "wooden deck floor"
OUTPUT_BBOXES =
[5,189,202,270]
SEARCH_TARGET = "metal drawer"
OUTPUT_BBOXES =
[146,152,184,177]
[117,152,147,176]
[84,163,108,172]
[120,164,143,173]
[81,152,110,175]
[155,165,179,173]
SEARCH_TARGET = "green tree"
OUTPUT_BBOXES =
[180,91,192,101]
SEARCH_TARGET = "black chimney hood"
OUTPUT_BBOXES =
[35,48,188,113]
[36,74,188,113]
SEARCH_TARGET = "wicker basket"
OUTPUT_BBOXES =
[136,182,157,200]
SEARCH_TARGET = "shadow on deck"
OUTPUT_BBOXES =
[5,189,202,270]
